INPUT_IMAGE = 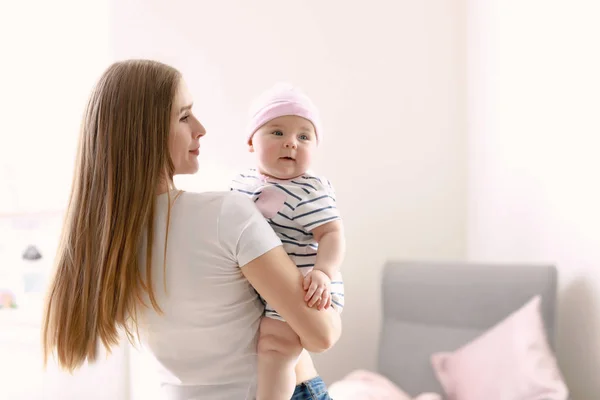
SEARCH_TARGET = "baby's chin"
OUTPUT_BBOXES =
[263,166,308,180]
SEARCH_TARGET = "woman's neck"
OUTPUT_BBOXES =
[156,178,172,195]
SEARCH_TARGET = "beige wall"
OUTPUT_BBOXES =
[0,1,129,399]
[7,0,595,398]
[1,0,469,397]
[466,1,600,398]
[0,0,110,214]
[111,0,468,387]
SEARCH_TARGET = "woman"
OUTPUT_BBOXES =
[42,59,341,399]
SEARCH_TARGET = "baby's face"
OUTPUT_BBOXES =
[249,115,317,180]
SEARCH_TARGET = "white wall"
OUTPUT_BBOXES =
[0,0,111,214]
[467,1,600,398]
[0,1,129,399]
[0,319,129,400]
[111,0,467,384]
[8,0,595,397]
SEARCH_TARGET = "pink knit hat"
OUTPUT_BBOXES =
[246,83,322,145]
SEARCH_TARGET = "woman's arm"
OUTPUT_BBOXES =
[241,246,342,353]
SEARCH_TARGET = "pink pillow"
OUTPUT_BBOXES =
[328,369,442,400]
[431,296,569,400]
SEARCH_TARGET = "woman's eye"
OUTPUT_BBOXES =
[272,130,283,136]
[180,115,190,122]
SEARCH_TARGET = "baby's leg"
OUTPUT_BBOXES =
[257,316,303,400]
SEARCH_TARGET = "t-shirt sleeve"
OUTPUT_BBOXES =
[218,191,282,267]
[294,176,341,231]
[229,172,245,191]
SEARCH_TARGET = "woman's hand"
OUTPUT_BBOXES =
[241,246,342,353]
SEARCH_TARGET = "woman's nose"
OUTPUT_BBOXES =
[195,120,207,138]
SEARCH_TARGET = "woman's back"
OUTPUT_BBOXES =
[138,190,280,399]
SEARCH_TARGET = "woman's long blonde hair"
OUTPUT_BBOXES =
[42,59,181,371]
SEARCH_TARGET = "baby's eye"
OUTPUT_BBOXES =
[299,134,309,140]
[272,130,283,136]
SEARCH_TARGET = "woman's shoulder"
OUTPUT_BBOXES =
[174,190,278,257]
[178,189,252,204]
[174,190,258,216]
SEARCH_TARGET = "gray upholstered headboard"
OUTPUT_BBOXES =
[377,261,558,396]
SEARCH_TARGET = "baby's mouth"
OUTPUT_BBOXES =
[280,156,295,161]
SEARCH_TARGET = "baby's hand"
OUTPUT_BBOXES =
[303,269,332,310]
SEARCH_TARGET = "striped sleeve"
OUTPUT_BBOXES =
[230,172,262,197]
[293,177,341,231]
[229,173,244,191]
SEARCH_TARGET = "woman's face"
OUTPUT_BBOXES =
[169,79,206,175]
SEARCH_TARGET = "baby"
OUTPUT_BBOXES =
[231,83,345,399]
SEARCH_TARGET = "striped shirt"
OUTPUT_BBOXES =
[231,169,345,315]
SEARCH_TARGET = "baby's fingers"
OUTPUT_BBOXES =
[303,274,312,291]
[308,287,325,307]
[305,281,319,302]
[319,293,332,310]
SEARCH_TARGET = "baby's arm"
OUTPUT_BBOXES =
[303,220,346,309]
[312,220,345,279]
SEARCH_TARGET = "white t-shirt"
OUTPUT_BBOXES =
[136,190,281,400]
